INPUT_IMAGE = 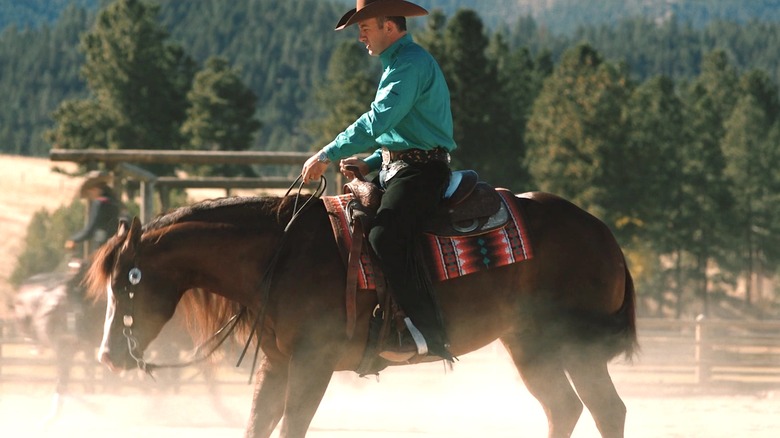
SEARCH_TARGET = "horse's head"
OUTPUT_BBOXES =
[91,217,182,372]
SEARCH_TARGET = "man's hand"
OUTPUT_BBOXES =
[301,153,329,184]
[64,240,75,250]
[339,157,369,181]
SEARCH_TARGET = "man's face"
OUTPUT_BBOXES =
[358,18,392,56]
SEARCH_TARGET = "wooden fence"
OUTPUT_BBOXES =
[2,317,779,391]
[610,317,780,386]
[49,148,333,222]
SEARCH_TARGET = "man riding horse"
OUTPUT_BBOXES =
[301,0,455,362]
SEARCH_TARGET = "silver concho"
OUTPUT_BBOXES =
[128,267,142,285]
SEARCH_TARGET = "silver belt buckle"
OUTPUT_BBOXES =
[385,160,409,180]
[379,159,409,188]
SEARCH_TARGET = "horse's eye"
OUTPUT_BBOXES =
[129,268,142,285]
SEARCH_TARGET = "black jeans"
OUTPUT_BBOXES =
[368,159,450,349]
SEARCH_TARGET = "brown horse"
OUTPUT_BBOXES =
[87,191,637,438]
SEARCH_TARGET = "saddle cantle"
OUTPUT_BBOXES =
[343,170,509,236]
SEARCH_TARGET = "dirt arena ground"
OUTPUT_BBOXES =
[2,346,778,438]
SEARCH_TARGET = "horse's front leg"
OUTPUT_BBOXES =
[277,340,342,438]
[245,356,288,438]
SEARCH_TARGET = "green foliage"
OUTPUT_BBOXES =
[720,70,780,302]
[79,0,195,152]
[0,4,90,155]
[618,75,688,247]
[10,199,83,288]
[156,0,350,151]
[0,0,99,30]
[181,56,261,176]
[44,0,197,176]
[438,10,530,187]
[44,98,112,149]
[525,43,632,217]
[334,0,780,32]
[5,2,780,158]
[307,41,379,149]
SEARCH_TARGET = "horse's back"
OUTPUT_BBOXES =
[514,191,636,355]
[431,190,634,358]
[514,191,627,309]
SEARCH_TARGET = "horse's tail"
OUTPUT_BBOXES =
[555,262,639,362]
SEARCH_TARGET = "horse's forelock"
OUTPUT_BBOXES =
[85,233,124,302]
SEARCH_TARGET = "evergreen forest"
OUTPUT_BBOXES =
[2,0,780,317]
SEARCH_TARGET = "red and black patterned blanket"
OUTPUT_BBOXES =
[322,189,533,290]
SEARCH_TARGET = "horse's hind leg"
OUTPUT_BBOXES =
[564,350,626,438]
[501,334,583,438]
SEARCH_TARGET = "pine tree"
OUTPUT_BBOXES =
[621,75,689,315]
[721,69,780,305]
[678,51,738,315]
[525,43,631,218]
[440,10,509,183]
[307,41,378,149]
[181,56,261,176]
[47,0,196,174]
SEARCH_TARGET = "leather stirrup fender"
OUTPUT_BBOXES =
[344,211,363,340]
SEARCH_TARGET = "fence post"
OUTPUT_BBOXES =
[694,314,710,384]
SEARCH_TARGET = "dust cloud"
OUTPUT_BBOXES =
[1,343,778,437]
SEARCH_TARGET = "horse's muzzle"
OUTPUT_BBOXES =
[98,348,135,373]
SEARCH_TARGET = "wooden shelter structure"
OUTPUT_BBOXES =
[49,149,331,222]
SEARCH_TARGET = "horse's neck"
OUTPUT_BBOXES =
[151,227,282,305]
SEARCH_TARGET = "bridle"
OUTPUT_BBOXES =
[113,176,327,380]
[116,265,243,377]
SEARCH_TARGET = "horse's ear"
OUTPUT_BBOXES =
[122,217,143,252]
[117,218,130,237]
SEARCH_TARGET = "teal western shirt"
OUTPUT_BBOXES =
[321,34,456,171]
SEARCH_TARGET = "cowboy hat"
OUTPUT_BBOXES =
[335,0,428,30]
[79,170,112,197]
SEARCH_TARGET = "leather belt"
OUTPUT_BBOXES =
[381,147,450,166]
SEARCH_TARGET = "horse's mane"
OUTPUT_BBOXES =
[84,195,311,344]
[145,196,286,231]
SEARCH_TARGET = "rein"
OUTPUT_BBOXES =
[119,267,244,378]
[117,176,327,379]
[236,175,327,381]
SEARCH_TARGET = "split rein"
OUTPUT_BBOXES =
[119,176,328,379]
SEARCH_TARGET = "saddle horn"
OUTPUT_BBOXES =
[344,164,367,182]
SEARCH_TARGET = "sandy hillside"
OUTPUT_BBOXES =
[0,154,81,309]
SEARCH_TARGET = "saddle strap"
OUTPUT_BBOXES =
[345,218,363,339]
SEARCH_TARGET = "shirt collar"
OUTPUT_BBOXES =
[380,33,413,68]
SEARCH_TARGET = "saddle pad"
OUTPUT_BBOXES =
[322,189,533,290]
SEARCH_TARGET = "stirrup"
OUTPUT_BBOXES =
[403,317,428,355]
[378,318,428,363]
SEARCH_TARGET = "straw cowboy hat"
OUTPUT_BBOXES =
[79,170,112,197]
[335,0,428,30]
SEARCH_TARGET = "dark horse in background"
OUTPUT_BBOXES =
[87,190,638,438]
